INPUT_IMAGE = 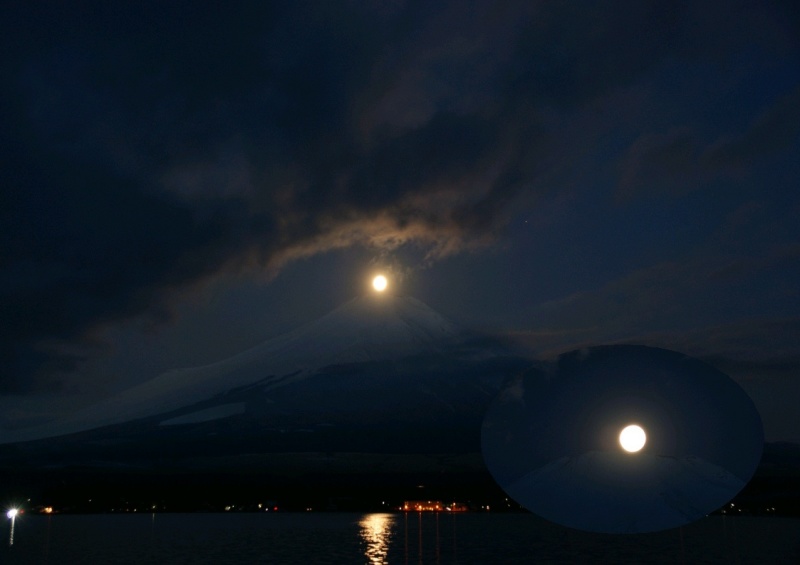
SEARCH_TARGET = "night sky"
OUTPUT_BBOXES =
[2,2,799,442]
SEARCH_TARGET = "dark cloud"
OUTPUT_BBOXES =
[522,189,800,346]
[702,86,800,169]
[617,127,702,199]
[1,1,796,392]
[510,2,693,107]
[509,317,800,384]
[616,86,800,199]
[530,247,800,341]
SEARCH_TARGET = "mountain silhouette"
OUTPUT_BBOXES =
[0,295,532,469]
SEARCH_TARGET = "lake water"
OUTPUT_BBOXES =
[2,512,799,564]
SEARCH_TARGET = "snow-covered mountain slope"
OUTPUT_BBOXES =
[0,295,491,444]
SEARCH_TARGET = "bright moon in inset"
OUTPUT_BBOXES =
[372,275,388,292]
[619,424,647,453]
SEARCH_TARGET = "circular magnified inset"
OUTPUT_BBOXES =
[619,424,646,453]
[481,345,763,533]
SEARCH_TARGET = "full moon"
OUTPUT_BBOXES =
[619,424,647,453]
[372,275,388,292]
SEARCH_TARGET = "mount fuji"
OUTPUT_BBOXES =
[1,295,533,470]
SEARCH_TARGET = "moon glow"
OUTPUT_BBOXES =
[619,424,647,452]
[372,275,388,292]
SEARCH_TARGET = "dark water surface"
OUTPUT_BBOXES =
[2,512,799,564]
